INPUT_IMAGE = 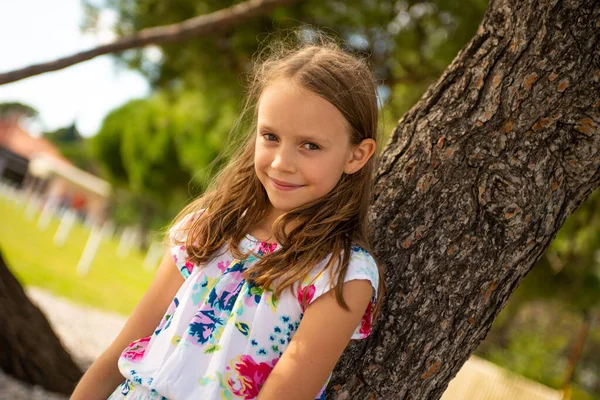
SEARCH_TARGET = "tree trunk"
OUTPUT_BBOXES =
[0,249,83,394]
[329,0,600,398]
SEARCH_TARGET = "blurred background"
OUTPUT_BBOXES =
[0,0,598,399]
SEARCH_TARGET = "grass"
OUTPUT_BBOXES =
[0,196,161,315]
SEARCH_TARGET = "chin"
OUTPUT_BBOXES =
[268,202,297,213]
[265,196,302,213]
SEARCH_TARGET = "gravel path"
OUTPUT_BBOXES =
[0,287,127,400]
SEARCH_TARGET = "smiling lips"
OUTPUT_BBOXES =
[270,177,303,191]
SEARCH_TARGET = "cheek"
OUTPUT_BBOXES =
[254,145,268,170]
[304,160,342,186]
[321,155,347,187]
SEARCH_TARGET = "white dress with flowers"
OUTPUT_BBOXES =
[108,213,380,400]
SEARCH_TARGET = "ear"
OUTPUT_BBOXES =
[344,138,376,174]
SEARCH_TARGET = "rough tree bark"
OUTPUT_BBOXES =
[329,0,600,398]
[0,249,83,394]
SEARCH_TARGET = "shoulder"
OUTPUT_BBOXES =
[258,273,373,399]
[346,245,380,291]
[300,245,380,305]
[168,209,206,279]
[293,245,380,340]
[169,209,206,242]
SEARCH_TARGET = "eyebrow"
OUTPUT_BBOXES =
[258,124,332,146]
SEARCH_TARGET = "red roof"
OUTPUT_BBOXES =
[0,118,71,165]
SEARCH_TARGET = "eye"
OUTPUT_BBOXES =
[303,142,320,151]
[262,132,278,142]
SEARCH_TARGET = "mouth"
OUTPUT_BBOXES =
[270,177,304,191]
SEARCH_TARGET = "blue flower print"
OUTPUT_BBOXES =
[207,261,246,312]
[244,279,263,307]
[154,297,179,336]
[185,310,224,346]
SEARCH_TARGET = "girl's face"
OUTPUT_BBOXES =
[254,79,359,219]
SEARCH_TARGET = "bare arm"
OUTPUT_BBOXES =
[257,279,373,400]
[70,249,184,399]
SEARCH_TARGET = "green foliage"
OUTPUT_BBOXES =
[91,88,239,231]
[92,94,190,202]
[42,123,99,172]
[484,302,571,388]
[169,88,240,186]
[43,123,83,144]
[478,301,600,398]
[0,101,39,119]
[82,0,487,122]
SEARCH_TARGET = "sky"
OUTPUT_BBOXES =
[0,0,151,137]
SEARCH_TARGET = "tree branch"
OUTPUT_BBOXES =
[0,0,298,86]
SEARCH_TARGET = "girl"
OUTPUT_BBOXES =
[71,32,386,400]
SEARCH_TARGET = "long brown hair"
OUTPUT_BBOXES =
[168,29,386,322]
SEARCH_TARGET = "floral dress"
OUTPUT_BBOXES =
[108,213,380,400]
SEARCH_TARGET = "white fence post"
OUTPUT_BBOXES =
[24,194,42,221]
[117,227,136,258]
[76,225,104,276]
[54,210,77,247]
[101,220,116,241]
[37,197,58,230]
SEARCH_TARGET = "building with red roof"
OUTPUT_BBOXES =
[0,116,111,223]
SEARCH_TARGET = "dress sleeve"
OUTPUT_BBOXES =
[296,246,380,340]
[168,210,204,279]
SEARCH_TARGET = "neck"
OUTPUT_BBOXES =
[249,205,301,243]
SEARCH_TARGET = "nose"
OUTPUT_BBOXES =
[271,145,296,173]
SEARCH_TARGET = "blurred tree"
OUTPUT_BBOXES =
[82,0,486,122]
[0,101,39,120]
[92,94,192,245]
[91,89,238,243]
[43,123,99,172]
[44,122,82,143]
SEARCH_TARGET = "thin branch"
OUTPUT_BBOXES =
[0,0,298,86]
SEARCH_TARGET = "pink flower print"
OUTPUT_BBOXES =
[217,260,231,272]
[258,241,277,255]
[225,355,279,399]
[358,301,373,337]
[121,336,151,362]
[297,284,316,312]
[182,260,194,275]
